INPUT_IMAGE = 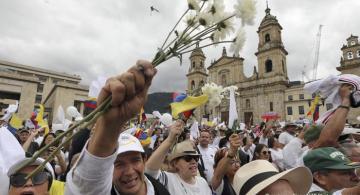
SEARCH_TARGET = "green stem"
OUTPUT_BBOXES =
[179,40,234,54]
[15,96,112,176]
[160,9,189,50]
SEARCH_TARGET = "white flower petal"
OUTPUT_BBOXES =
[233,0,257,26]
[187,0,201,11]
[197,12,213,27]
[230,28,246,56]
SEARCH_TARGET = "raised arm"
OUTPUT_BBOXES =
[65,60,156,195]
[88,60,156,157]
[145,120,184,171]
[22,128,40,152]
[314,84,352,149]
[211,134,241,190]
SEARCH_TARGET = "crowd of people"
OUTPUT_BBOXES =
[1,60,360,195]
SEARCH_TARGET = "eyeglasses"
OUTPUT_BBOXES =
[181,155,200,162]
[10,172,51,187]
[262,151,270,155]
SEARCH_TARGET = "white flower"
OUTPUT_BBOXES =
[184,12,198,27]
[208,0,225,21]
[202,82,225,108]
[187,0,200,11]
[230,28,246,56]
[233,0,257,26]
[211,12,235,43]
[197,12,213,27]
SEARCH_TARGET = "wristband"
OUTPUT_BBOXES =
[338,105,350,110]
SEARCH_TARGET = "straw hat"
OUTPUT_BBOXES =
[233,160,312,195]
[167,140,200,162]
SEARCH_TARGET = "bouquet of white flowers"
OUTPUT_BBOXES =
[19,0,257,178]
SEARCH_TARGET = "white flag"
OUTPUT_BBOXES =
[228,87,238,129]
[190,121,199,139]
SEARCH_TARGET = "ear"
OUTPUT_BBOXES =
[313,172,327,186]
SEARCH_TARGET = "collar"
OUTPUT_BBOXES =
[114,175,154,195]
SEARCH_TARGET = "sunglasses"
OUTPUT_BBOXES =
[262,151,270,155]
[10,172,51,187]
[180,155,200,162]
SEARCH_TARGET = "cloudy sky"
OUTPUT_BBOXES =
[0,0,359,93]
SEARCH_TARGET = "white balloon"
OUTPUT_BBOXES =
[357,116,360,121]
[67,106,81,118]
[160,113,173,127]
[152,111,162,119]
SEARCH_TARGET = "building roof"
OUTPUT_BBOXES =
[346,34,358,41]
[190,47,205,58]
[258,5,283,31]
[0,59,81,81]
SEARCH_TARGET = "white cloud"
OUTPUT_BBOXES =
[0,0,359,92]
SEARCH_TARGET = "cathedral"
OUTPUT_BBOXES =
[186,6,360,125]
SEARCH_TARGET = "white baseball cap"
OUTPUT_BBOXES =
[7,157,54,178]
[117,133,144,155]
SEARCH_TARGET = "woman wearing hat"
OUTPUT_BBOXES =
[211,134,242,195]
[233,160,312,195]
[145,121,212,195]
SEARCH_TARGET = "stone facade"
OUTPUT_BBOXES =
[337,35,360,124]
[186,7,360,125]
[0,60,89,123]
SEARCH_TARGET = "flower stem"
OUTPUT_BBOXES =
[160,9,189,50]
[25,109,106,180]
[16,96,112,177]
[179,40,234,54]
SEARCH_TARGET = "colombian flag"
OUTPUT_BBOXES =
[313,104,320,121]
[170,94,208,119]
[307,94,320,116]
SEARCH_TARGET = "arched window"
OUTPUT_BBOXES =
[270,102,273,111]
[200,61,203,67]
[221,74,227,86]
[348,52,353,59]
[357,50,360,58]
[282,60,285,73]
[246,99,250,108]
[265,59,273,73]
[191,80,195,90]
[265,34,271,43]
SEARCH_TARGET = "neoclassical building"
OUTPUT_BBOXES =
[187,7,360,125]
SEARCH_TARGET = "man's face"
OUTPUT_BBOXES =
[8,165,50,195]
[19,131,30,143]
[199,131,211,147]
[286,125,297,134]
[318,169,359,190]
[113,151,146,195]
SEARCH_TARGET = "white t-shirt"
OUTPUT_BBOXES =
[241,144,256,161]
[147,170,212,195]
[197,145,216,183]
[269,148,285,170]
[278,131,295,146]
[258,135,268,146]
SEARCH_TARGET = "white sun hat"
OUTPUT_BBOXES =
[233,160,312,195]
